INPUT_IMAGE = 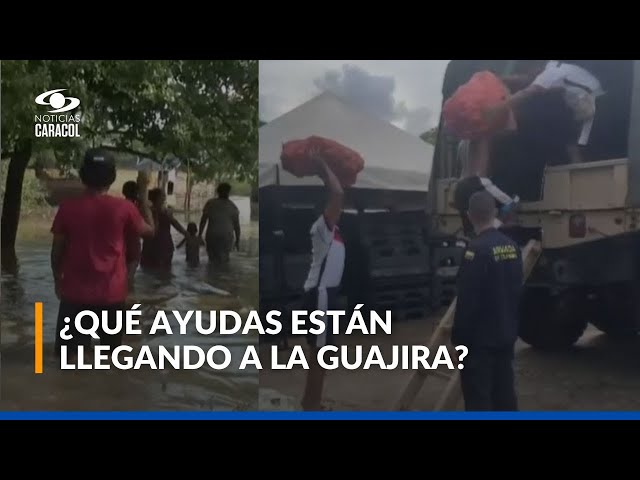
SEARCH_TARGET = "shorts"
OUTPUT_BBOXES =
[517,89,586,151]
[55,301,126,356]
[301,286,340,348]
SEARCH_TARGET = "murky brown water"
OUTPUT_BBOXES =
[0,197,259,411]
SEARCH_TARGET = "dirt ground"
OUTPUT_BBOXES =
[259,309,640,411]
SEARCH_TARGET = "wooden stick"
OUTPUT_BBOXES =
[434,370,461,411]
[392,298,457,411]
[137,170,151,200]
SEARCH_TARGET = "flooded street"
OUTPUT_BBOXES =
[0,196,259,411]
[260,313,640,411]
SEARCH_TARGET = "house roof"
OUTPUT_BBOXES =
[259,91,434,192]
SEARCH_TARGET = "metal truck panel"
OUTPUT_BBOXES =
[627,60,640,207]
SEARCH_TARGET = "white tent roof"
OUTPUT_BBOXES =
[259,92,435,191]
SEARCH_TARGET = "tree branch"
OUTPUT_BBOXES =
[98,144,158,162]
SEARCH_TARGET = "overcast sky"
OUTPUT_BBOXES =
[259,60,450,136]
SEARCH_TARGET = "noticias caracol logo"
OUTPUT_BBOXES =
[34,89,81,138]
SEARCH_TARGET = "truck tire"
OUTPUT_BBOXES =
[518,287,588,350]
[588,284,640,338]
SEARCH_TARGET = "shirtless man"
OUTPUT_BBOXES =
[199,183,241,265]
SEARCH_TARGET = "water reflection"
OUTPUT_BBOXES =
[0,197,259,411]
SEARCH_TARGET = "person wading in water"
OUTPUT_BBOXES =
[122,180,142,288]
[199,183,241,265]
[140,188,188,272]
[51,149,155,359]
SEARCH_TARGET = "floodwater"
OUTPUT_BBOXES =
[0,196,259,411]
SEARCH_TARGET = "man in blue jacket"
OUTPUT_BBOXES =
[452,190,524,411]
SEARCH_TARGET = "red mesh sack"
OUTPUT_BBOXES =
[280,136,364,187]
[442,71,512,140]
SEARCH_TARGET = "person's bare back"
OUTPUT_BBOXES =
[199,183,241,264]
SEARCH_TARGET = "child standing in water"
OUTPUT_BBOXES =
[177,222,205,267]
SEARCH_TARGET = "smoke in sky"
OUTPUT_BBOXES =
[313,64,433,135]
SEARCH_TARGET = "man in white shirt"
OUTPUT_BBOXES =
[490,60,604,164]
[300,149,345,411]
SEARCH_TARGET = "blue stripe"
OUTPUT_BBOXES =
[0,411,639,420]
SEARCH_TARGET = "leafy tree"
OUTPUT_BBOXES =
[1,60,257,272]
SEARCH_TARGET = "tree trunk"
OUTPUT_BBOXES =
[136,170,151,207]
[186,181,193,223]
[184,161,192,223]
[1,140,33,274]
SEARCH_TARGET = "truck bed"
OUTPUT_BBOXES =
[519,158,628,212]
[436,158,636,249]
[437,158,630,216]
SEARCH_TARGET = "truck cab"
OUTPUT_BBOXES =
[431,60,640,349]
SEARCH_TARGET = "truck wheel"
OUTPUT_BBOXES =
[588,284,640,338]
[518,288,588,350]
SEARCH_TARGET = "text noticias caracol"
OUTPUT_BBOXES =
[57,305,469,371]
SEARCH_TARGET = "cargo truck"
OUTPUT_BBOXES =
[431,60,640,349]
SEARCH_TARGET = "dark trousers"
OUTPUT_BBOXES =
[206,233,234,264]
[459,346,518,411]
[55,301,126,356]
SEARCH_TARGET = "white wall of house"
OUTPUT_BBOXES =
[113,168,216,211]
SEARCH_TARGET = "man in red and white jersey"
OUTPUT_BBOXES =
[300,150,345,411]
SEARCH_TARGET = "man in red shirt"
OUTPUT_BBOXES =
[51,149,155,358]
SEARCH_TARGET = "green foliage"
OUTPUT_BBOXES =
[226,179,252,197]
[32,149,57,170]
[21,171,48,214]
[420,127,438,145]
[1,60,258,182]
[0,163,46,215]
